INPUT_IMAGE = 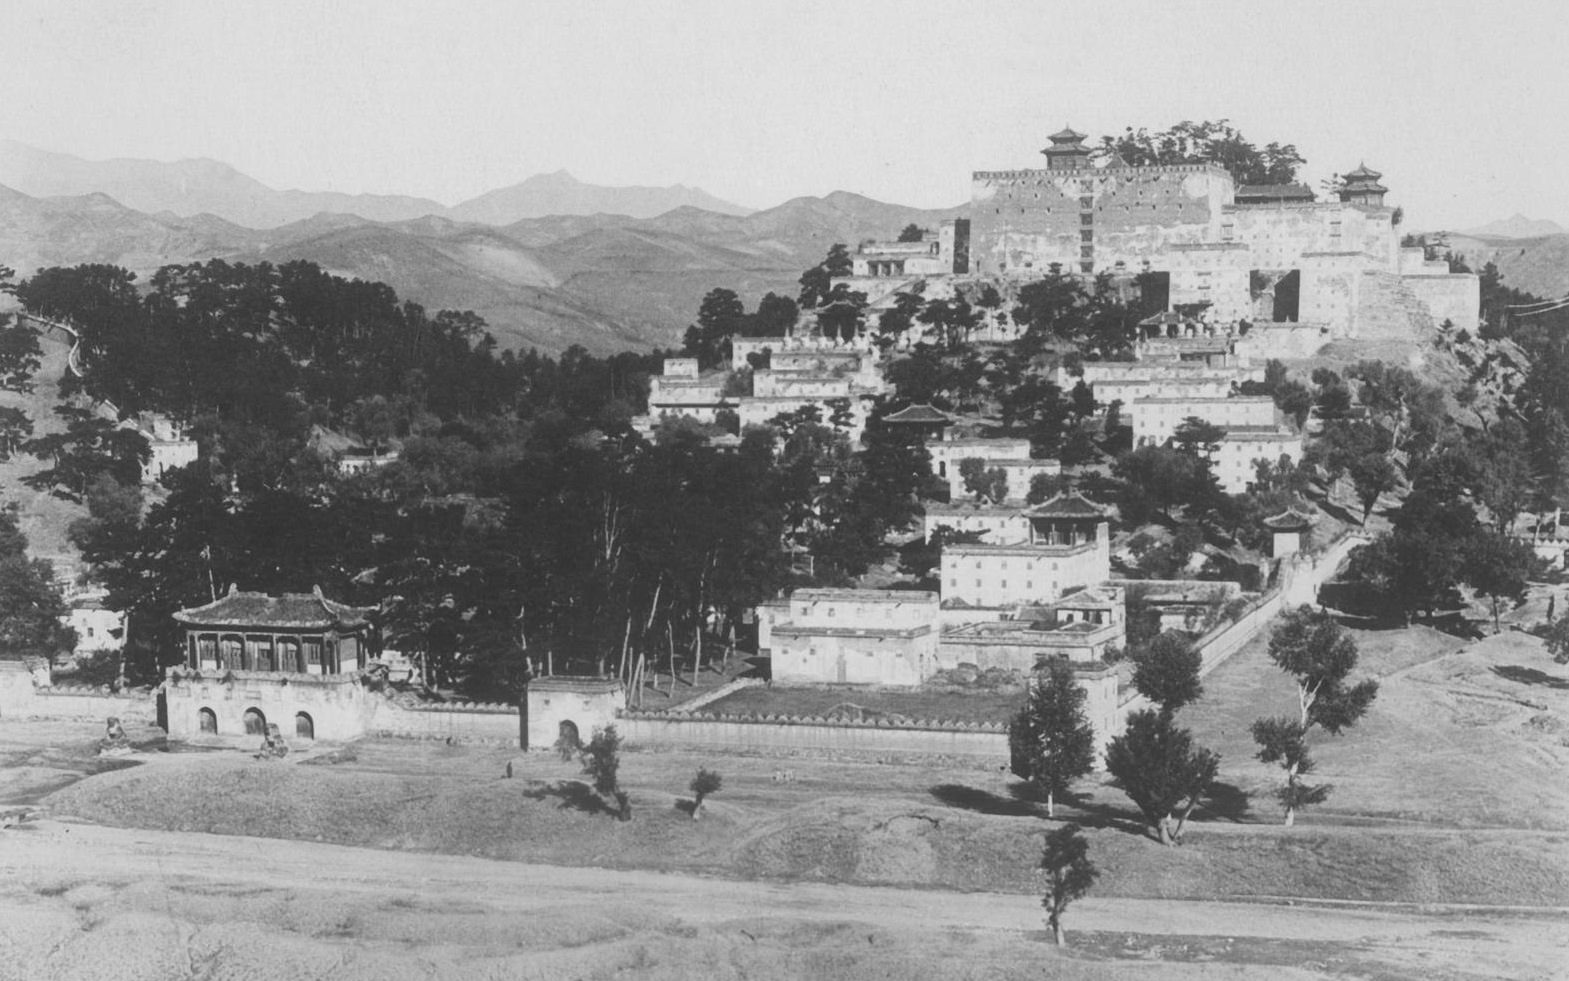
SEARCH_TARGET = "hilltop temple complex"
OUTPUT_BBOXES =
[848,125,1477,345]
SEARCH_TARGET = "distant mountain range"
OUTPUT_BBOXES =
[0,163,962,353]
[1443,229,1569,301]
[0,141,753,228]
[1459,214,1566,239]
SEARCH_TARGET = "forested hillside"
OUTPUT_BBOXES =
[0,182,958,354]
[0,256,929,701]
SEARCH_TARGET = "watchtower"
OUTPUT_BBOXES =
[1338,163,1388,207]
[1041,126,1094,171]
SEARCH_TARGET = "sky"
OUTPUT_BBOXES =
[1,0,1565,230]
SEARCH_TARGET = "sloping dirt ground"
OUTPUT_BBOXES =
[1,820,1564,981]
[3,611,1569,979]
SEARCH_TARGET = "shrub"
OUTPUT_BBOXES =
[689,768,722,818]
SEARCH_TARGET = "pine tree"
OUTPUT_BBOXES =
[1008,658,1097,818]
[1252,607,1378,825]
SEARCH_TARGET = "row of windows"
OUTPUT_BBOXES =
[796,606,904,619]
[780,648,886,658]
[956,559,1061,571]
[191,632,324,667]
[990,202,1198,217]
[950,579,1061,591]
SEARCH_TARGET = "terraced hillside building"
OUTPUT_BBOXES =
[940,492,1112,611]
[970,127,1478,339]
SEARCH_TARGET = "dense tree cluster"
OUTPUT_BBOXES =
[0,506,75,661]
[1095,120,1307,186]
[17,255,943,691]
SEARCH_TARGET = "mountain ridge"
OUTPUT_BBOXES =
[1459,214,1567,239]
[0,141,753,229]
[0,178,963,354]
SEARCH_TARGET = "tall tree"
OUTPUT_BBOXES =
[798,244,852,309]
[816,283,868,343]
[0,507,75,661]
[1251,607,1378,825]
[682,288,747,370]
[1130,631,1203,714]
[958,457,1008,504]
[580,724,630,821]
[23,406,150,503]
[1105,709,1220,845]
[1008,658,1097,818]
[1039,823,1099,947]
[1466,533,1533,633]
[746,292,799,338]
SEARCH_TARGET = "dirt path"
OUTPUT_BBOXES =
[2,820,1564,980]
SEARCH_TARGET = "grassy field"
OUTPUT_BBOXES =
[1182,619,1569,830]
[36,727,1569,910]
[24,612,1569,919]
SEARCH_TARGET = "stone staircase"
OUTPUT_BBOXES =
[1354,271,1435,342]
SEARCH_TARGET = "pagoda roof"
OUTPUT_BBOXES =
[1048,125,1087,143]
[882,403,954,424]
[1262,507,1315,531]
[1344,162,1383,180]
[174,585,374,630]
[1026,492,1109,519]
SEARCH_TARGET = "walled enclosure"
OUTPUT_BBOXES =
[163,667,521,744]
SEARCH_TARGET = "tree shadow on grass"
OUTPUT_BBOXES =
[1044,790,1155,839]
[928,782,1153,838]
[929,783,1040,818]
[1491,665,1569,691]
[523,780,610,816]
[1191,780,1252,823]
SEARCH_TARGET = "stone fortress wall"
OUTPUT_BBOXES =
[972,163,1233,277]
[963,129,1478,343]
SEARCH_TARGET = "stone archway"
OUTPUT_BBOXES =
[242,707,267,736]
[295,712,314,740]
[557,719,580,751]
[198,707,217,734]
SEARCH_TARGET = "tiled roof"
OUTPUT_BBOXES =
[1262,508,1315,530]
[774,624,934,639]
[1047,126,1087,143]
[924,501,1028,516]
[174,585,374,629]
[1026,492,1109,519]
[1236,183,1315,201]
[1344,163,1382,180]
[883,403,954,424]
[791,588,938,605]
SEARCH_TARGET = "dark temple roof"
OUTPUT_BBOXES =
[174,584,374,630]
[1261,507,1315,531]
[1027,492,1109,519]
[1235,183,1316,202]
[882,403,954,425]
